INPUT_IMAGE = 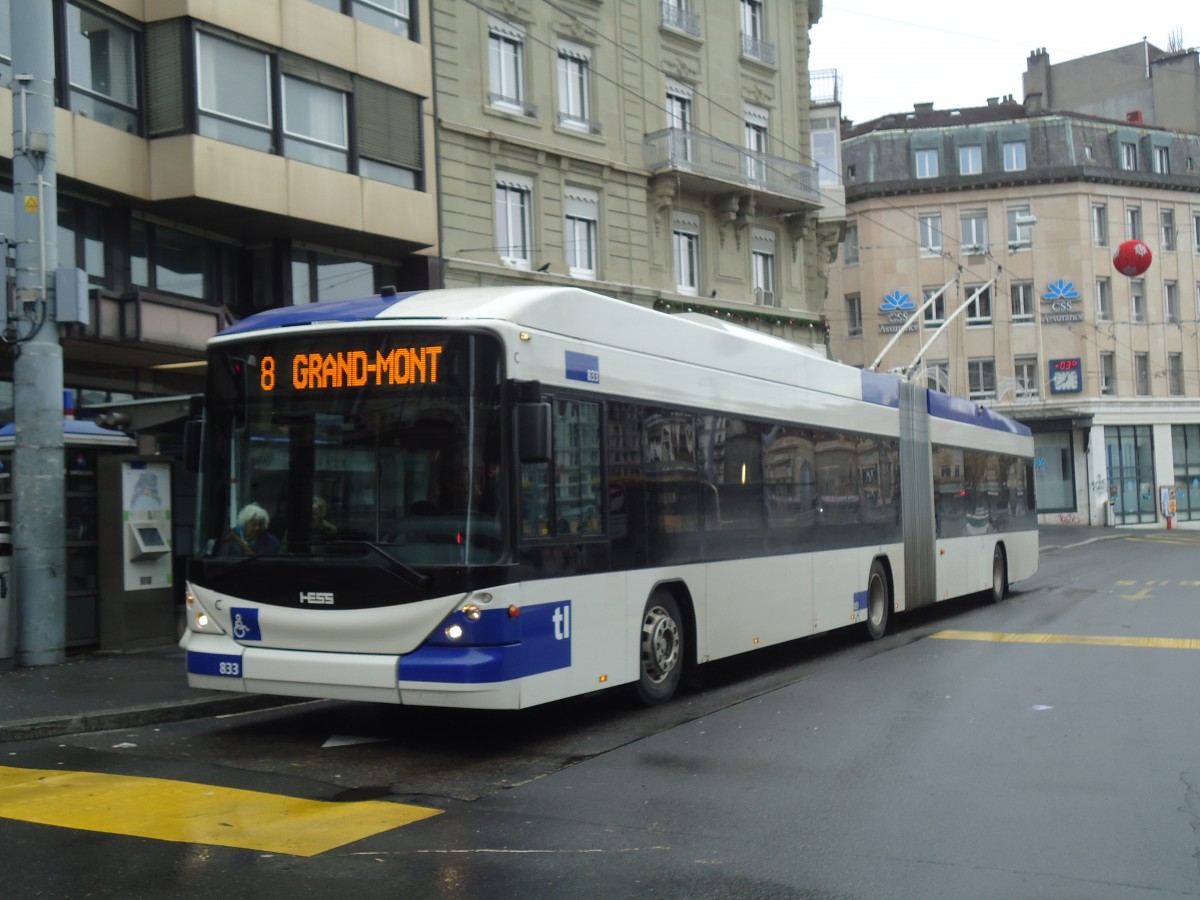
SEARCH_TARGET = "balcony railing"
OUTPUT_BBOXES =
[645,128,820,204]
[661,3,701,37]
[740,32,776,66]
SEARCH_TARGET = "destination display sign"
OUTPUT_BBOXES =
[258,345,445,392]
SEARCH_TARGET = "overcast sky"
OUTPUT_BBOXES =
[808,2,1192,126]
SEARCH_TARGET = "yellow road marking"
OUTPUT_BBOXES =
[931,630,1200,650]
[0,765,441,857]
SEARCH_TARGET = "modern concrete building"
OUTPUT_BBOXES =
[431,0,842,348]
[0,0,438,645]
[828,91,1200,529]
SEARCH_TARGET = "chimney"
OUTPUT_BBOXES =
[914,102,934,115]
[987,97,999,106]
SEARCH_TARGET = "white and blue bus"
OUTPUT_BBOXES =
[182,286,1037,709]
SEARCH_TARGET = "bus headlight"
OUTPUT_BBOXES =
[461,604,482,621]
[445,623,464,640]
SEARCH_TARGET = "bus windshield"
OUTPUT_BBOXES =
[196,329,505,566]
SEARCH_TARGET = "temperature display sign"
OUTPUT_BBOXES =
[1049,357,1082,394]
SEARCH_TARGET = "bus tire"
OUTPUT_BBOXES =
[865,559,891,641]
[635,590,684,706]
[990,545,1008,604]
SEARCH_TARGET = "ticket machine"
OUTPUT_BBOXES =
[97,455,176,651]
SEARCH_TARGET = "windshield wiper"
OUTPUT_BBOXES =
[326,541,433,589]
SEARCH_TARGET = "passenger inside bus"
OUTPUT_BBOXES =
[223,502,282,556]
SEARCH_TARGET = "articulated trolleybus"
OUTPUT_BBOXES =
[183,286,1037,709]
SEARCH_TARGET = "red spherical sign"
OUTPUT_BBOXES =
[1113,239,1152,276]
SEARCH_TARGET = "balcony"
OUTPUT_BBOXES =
[645,128,820,208]
[661,3,701,37]
[740,32,776,66]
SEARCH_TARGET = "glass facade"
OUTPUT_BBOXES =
[1105,425,1156,525]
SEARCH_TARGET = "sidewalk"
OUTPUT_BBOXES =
[0,525,1140,743]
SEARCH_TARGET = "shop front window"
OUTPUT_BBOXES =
[1105,425,1156,524]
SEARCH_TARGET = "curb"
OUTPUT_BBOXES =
[0,694,301,743]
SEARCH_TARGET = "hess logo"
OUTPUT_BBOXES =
[299,591,335,605]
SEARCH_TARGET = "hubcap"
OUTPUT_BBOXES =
[642,606,680,684]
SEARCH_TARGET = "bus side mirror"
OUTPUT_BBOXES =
[517,402,551,463]
[183,419,203,473]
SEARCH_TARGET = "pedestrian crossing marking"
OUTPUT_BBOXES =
[0,765,441,857]
[931,630,1200,650]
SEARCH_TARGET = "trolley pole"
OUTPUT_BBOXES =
[10,3,64,666]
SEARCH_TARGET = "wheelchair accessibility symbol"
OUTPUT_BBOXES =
[230,607,262,641]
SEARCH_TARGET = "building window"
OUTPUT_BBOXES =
[291,246,392,304]
[1194,211,1200,252]
[557,41,592,132]
[1091,203,1107,246]
[65,1,140,134]
[1161,209,1176,252]
[752,229,776,306]
[1015,356,1038,398]
[666,80,693,162]
[845,294,862,336]
[1096,277,1112,321]
[58,196,107,284]
[961,211,987,254]
[0,0,10,86]
[842,222,859,265]
[1154,145,1170,174]
[1100,352,1116,395]
[1007,206,1033,249]
[131,219,232,304]
[564,187,598,279]
[739,0,774,64]
[1130,279,1146,323]
[1173,425,1200,520]
[1003,140,1027,171]
[282,75,349,171]
[915,148,938,179]
[968,359,996,400]
[923,286,946,324]
[1135,353,1150,396]
[1106,424,1156,524]
[196,32,272,152]
[1033,431,1074,512]
[1126,206,1142,240]
[488,18,526,113]
[1121,141,1138,171]
[1010,282,1034,323]
[495,173,533,268]
[919,213,942,255]
[1165,281,1179,324]
[744,105,769,182]
[925,361,949,393]
[673,212,700,295]
[1169,353,1184,396]
[965,285,992,326]
[959,144,982,175]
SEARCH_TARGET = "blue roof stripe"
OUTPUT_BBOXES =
[218,292,426,336]
[860,370,900,407]
[927,390,1031,436]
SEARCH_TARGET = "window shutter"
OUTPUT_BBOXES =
[355,78,422,170]
[145,20,186,137]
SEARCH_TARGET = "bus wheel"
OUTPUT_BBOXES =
[865,559,890,641]
[990,545,1008,604]
[636,591,684,706]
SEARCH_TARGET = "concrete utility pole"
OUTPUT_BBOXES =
[10,3,64,665]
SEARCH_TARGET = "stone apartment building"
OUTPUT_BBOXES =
[432,0,841,348]
[827,41,1200,528]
